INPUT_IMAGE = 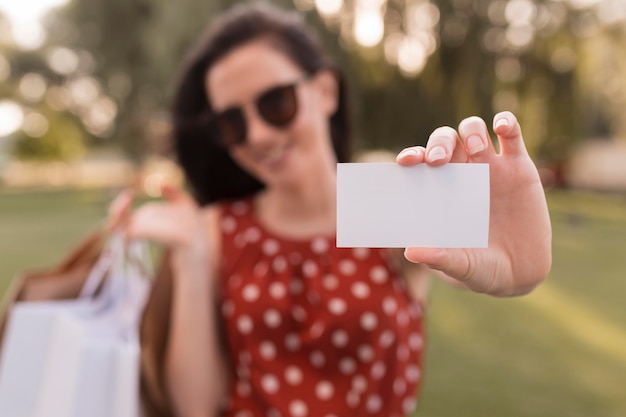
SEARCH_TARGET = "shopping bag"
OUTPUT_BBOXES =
[0,232,153,417]
[0,228,104,347]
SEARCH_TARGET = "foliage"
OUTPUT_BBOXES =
[3,0,626,163]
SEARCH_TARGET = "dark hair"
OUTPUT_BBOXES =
[171,2,351,206]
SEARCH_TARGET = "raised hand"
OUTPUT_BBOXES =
[396,111,552,296]
[107,185,216,277]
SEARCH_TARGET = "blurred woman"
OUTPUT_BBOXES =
[114,3,551,417]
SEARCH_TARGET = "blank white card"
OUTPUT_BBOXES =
[336,163,490,248]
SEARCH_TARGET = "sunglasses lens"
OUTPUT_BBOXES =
[214,108,246,147]
[258,85,298,127]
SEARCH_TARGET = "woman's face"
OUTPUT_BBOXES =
[205,40,338,188]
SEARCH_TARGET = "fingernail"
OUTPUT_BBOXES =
[427,146,446,162]
[495,118,509,128]
[397,148,419,159]
[466,135,485,155]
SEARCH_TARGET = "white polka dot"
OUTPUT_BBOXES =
[285,333,301,351]
[397,345,410,361]
[222,300,235,317]
[310,350,326,368]
[236,365,250,379]
[289,279,304,295]
[393,378,406,396]
[253,261,269,277]
[346,391,360,408]
[371,361,386,380]
[403,396,417,414]
[237,315,254,334]
[306,290,321,306]
[262,239,280,256]
[369,265,389,284]
[266,408,282,417]
[228,274,242,288]
[259,341,276,360]
[302,260,319,278]
[366,394,383,413]
[264,309,281,328]
[397,310,410,327]
[328,298,347,315]
[409,333,424,351]
[234,410,252,417]
[269,282,287,299]
[339,357,357,375]
[291,305,308,322]
[239,351,252,365]
[234,233,246,248]
[272,256,287,273]
[379,330,396,348]
[284,366,303,385]
[221,216,236,233]
[311,237,329,254]
[357,344,374,363]
[323,274,339,290]
[315,380,334,400]
[382,297,398,316]
[339,259,357,276]
[289,252,303,265]
[331,329,349,348]
[406,364,421,382]
[309,321,325,338]
[289,400,308,417]
[351,282,370,299]
[236,381,251,397]
[351,374,367,393]
[360,312,378,331]
[242,284,260,302]
[245,226,261,243]
[261,374,280,394]
[352,247,370,260]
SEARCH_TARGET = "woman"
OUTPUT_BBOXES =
[113,3,551,417]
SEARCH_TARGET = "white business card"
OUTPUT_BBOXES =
[336,162,490,248]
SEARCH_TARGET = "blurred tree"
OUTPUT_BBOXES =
[3,0,619,166]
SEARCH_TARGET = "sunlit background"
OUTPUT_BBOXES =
[1,1,626,416]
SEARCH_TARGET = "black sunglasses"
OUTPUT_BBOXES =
[209,73,313,148]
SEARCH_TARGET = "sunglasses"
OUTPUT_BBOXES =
[209,73,313,148]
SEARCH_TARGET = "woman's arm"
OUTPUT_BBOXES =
[114,187,228,417]
[163,205,228,417]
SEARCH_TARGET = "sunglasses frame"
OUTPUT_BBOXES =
[208,73,314,148]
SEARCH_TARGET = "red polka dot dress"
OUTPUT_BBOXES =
[218,199,425,417]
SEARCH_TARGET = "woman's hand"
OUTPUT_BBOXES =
[396,111,552,296]
[108,185,212,275]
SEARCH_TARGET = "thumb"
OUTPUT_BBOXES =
[493,111,529,158]
[404,247,495,294]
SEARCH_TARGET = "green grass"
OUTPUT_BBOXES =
[1,188,625,416]
[418,190,626,417]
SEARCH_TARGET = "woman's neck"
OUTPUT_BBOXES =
[256,161,337,238]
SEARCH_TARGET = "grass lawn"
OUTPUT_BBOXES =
[1,187,625,416]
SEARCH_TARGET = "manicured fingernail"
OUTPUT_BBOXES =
[397,148,419,159]
[466,135,485,155]
[495,118,509,128]
[427,146,446,162]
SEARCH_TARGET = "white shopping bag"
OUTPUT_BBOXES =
[0,233,152,417]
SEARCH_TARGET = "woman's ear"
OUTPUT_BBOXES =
[314,69,339,117]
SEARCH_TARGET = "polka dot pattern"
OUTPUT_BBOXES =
[218,199,424,417]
